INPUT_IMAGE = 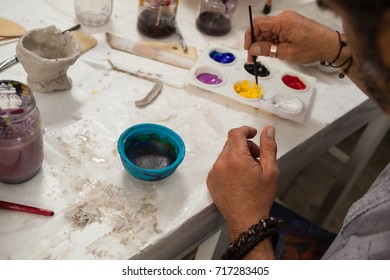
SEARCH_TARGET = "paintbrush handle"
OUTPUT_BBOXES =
[249,5,259,84]
[175,22,188,53]
[0,200,54,217]
[62,24,81,33]
[0,55,18,72]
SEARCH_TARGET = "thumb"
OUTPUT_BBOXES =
[259,126,278,172]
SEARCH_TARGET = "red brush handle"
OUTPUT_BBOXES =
[0,200,54,217]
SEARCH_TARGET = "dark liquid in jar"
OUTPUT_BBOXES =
[137,10,176,38]
[196,11,231,36]
[125,141,176,170]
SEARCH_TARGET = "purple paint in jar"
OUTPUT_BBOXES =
[196,73,223,85]
[0,80,44,184]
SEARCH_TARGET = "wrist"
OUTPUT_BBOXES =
[228,213,270,241]
[243,238,275,260]
[222,217,279,260]
[321,31,351,65]
[320,31,353,78]
[320,29,341,62]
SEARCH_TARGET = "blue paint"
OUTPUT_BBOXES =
[209,50,236,64]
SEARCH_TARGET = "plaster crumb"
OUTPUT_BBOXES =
[90,249,107,258]
[65,180,161,236]
[66,203,101,226]
[72,114,82,121]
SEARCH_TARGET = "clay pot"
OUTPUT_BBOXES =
[16,25,81,93]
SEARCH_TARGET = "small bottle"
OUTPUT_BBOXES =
[0,80,44,184]
[74,0,113,27]
[137,0,178,38]
[196,0,238,36]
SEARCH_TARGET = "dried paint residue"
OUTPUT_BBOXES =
[233,80,263,99]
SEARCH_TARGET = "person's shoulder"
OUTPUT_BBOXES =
[322,162,390,259]
[344,162,390,225]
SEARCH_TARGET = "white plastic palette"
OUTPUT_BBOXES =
[186,43,316,123]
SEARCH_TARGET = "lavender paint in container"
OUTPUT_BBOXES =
[0,80,43,184]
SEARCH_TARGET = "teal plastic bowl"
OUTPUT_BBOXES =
[118,123,185,181]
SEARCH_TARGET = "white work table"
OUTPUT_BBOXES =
[0,0,381,259]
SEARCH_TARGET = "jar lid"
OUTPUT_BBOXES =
[0,80,37,137]
[0,80,34,112]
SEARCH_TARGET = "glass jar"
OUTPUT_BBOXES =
[196,0,237,36]
[137,0,178,38]
[74,0,113,27]
[0,80,44,184]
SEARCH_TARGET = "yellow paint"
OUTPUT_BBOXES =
[233,80,263,99]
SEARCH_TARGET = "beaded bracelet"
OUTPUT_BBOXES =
[221,217,279,260]
[321,31,347,67]
[320,31,353,78]
[336,56,353,78]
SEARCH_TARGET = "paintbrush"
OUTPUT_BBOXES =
[0,200,54,216]
[249,5,259,85]
[0,24,81,72]
[175,21,188,53]
[262,0,273,15]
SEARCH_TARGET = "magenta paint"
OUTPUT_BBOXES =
[0,80,44,184]
[196,73,223,85]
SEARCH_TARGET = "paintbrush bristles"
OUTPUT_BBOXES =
[248,5,259,85]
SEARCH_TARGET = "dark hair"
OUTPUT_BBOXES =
[321,0,390,111]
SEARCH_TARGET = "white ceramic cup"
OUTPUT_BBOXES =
[75,0,113,27]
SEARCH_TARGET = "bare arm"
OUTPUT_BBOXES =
[207,126,279,259]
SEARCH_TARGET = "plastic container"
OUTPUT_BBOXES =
[0,80,44,184]
[196,0,237,36]
[75,0,113,27]
[137,0,178,38]
[118,123,185,181]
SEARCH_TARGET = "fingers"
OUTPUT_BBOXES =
[247,140,260,159]
[220,126,277,168]
[259,126,279,176]
[227,126,257,148]
[244,16,282,61]
[244,16,276,50]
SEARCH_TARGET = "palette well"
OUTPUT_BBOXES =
[186,44,316,123]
